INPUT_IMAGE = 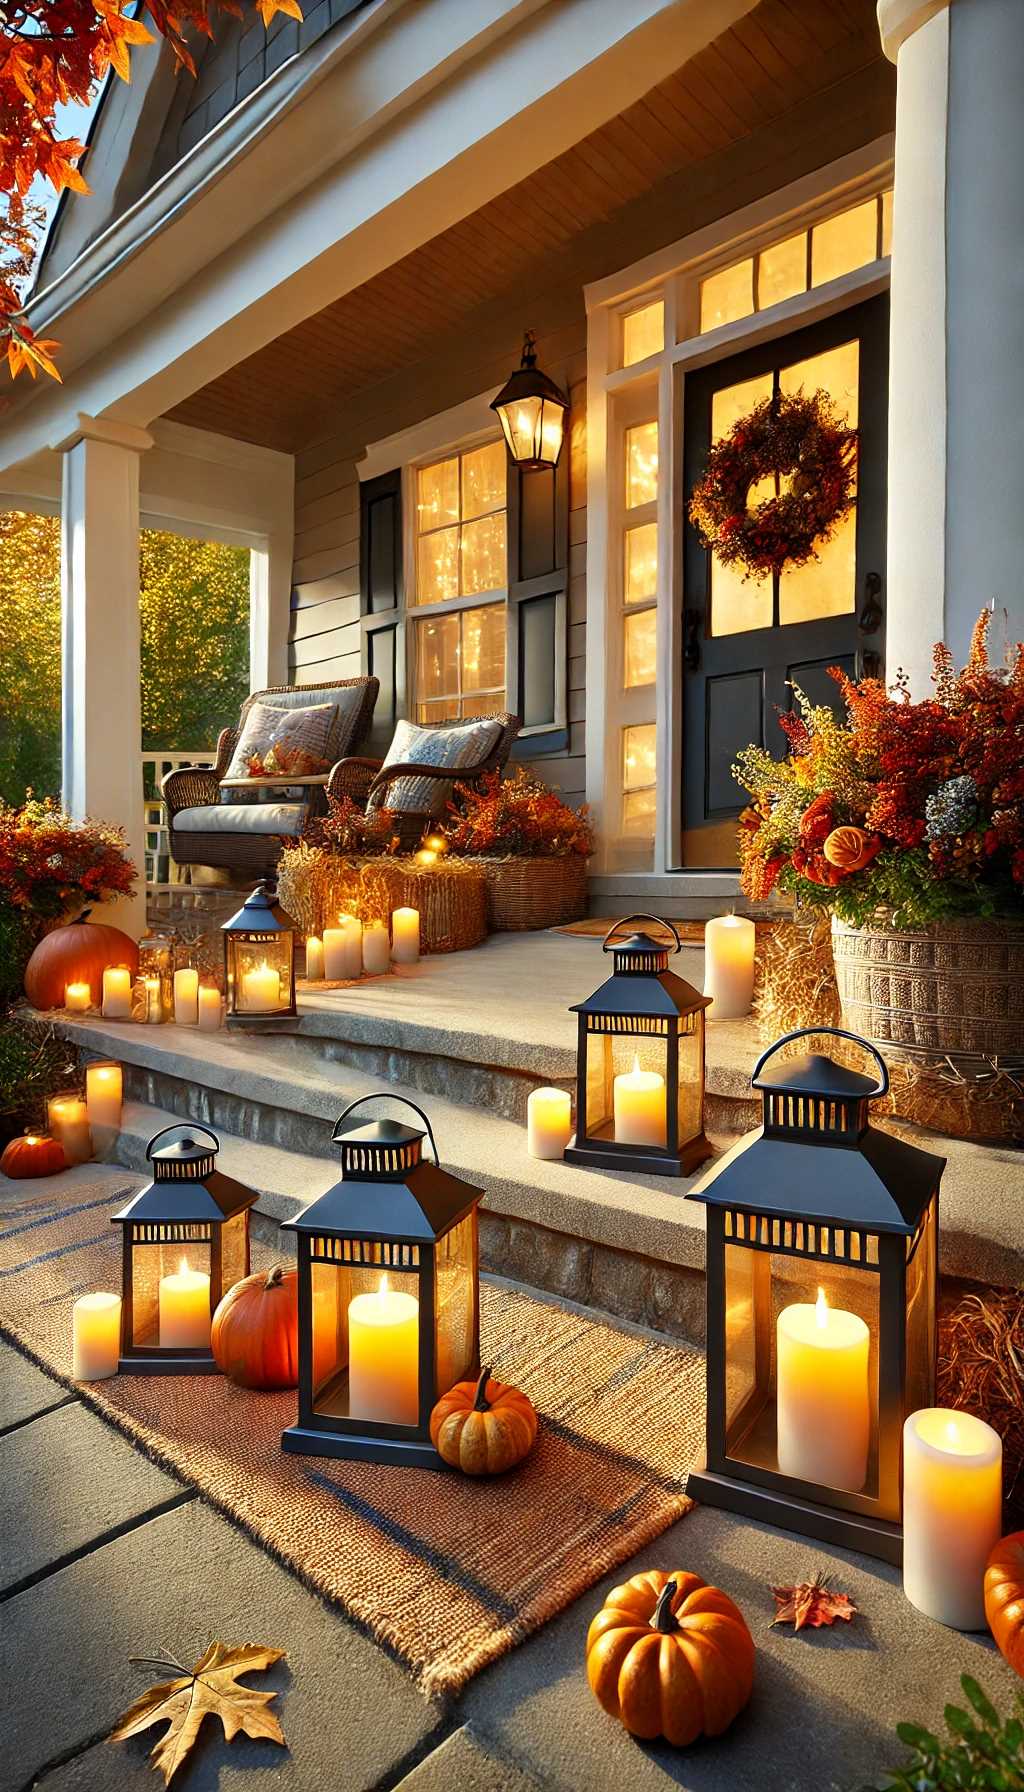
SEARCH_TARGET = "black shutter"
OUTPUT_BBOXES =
[507,442,569,754]
[360,469,405,753]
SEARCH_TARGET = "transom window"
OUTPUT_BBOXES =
[412,441,508,722]
[699,189,892,335]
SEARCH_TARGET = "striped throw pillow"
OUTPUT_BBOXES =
[367,717,503,815]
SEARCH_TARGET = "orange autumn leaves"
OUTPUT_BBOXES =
[0,0,303,380]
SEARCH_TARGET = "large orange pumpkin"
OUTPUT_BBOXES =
[0,1133,68,1178]
[586,1569,754,1745]
[24,910,139,1011]
[211,1265,299,1390]
[430,1367,537,1474]
[822,825,880,874]
[985,1532,1024,1677]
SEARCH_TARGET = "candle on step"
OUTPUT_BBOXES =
[305,936,325,981]
[323,923,348,981]
[47,1094,92,1165]
[241,961,280,1012]
[339,915,363,978]
[85,1062,122,1133]
[65,981,91,1013]
[101,966,132,1019]
[197,985,222,1031]
[776,1288,869,1491]
[362,921,390,976]
[391,907,420,965]
[173,967,199,1026]
[142,977,163,1023]
[613,1056,666,1147]
[347,1273,419,1425]
[159,1258,211,1349]
[903,1409,1002,1630]
[704,914,756,1019]
[527,1087,572,1159]
[72,1291,121,1380]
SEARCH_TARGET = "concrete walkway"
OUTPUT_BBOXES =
[2,1171,1017,1792]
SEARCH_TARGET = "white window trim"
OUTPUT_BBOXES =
[584,136,895,878]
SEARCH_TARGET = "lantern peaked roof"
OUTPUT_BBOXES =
[755,1049,879,1099]
[690,1124,944,1235]
[113,1167,257,1226]
[283,1160,483,1242]
[222,880,292,935]
[571,963,709,1020]
[335,1115,423,1149]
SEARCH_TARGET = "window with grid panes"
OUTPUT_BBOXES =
[699,190,893,335]
[413,441,508,721]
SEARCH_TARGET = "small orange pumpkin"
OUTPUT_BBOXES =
[24,909,139,1011]
[211,1265,299,1390]
[430,1366,538,1475]
[823,825,880,874]
[1,1133,68,1179]
[985,1531,1024,1677]
[586,1570,754,1745]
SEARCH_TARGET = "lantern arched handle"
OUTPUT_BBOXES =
[602,914,681,954]
[331,1094,440,1166]
[145,1122,220,1161]
[751,1028,889,1097]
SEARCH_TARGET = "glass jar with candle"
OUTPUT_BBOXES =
[137,933,175,1022]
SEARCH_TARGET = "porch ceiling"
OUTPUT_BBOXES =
[167,0,889,454]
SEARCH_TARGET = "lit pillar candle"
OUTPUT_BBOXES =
[197,986,222,1030]
[323,924,348,981]
[704,914,756,1019]
[85,1062,122,1131]
[527,1087,572,1159]
[173,967,199,1025]
[362,921,390,976]
[158,1258,212,1349]
[777,1288,870,1491]
[65,981,91,1013]
[903,1409,1003,1630]
[101,967,132,1019]
[347,1274,419,1424]
[613,1056,666,1146]
[72,1292,121,1380]
[391,908,420,965]
[339,915,363,978]
[241,961,281,1011]
[305,936,325,981]
[47,1094,92,1165]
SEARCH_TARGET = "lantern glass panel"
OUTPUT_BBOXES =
[131,1230,212,1347]
[435,1215,476,1397]
[584,1028,669,1148]
[310,1244,421,1427]
[220,1210,249,1295]
[227,934,294,1014]
[905,1198,938,1418]
[675,1015,704,1148]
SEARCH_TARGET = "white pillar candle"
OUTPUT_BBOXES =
[903,1409,1003,1630]
[391,907,420,965]
[305,936,325,981]
[339,914,363,978]
[142,977,163,1023]
[613,1056,666,1146]
[527,1087,572,1159]
[777,1289,870,1491]
[362,921,390,976]
[72,1291,121,1380]
[197,986,222,1030]
[65,981,91,1013]
[47,1094,92,1165]
[85,1062,122,1131]
[101,967,132,1019]
[158,1259,211,1349]
[704,914,756,1019]
[241,961,281,1012]
[323,925,348,981]
[348,1274,419,1425]
[173,967,199,1025]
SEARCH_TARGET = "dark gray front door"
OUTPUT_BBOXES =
[681,295,888,867]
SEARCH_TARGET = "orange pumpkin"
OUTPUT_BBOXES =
[1,1133,68,1178]
[823,825,880,874]
[211,1265,299,1390]
[586,1570,754,1745]
[430,1366,538,1474]
[985,1532,1024,1677]
[24,910,139,1011]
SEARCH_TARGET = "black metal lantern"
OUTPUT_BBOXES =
[490,330,569,470]
[222,881,296,1029]
[688,1028,944,1563]
[282,1095,483,1467]
[565,915,712,1177]
[112,1124,257,1374]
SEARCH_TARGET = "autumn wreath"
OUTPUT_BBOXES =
[689,388,857,579]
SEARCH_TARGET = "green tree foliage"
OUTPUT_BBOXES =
[0,509,61,801]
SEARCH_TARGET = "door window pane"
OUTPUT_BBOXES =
[624,609,657,687]
[711,373,773,442]
[623,723,657,790]
[757,234,806,309]
[624,522,658,604]
[711,559,773,637]
[623,787,656,835]
[780,338,859,424]
[700,260,753,333]
[625,421,658,508]
[811,200,878,287]
[461,441,506,521]
[622,300,664,367]
[779,504,857,624]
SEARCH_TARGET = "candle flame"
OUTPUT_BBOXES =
[179,1257,189,1276]
[378,1273,389,1300]
[815,1287,828,1327]
[946,1418,960,1445]
[25,1135,39,1145]
[632,1052,641,1076]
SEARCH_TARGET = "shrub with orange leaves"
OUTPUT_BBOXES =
[443,767,593,859]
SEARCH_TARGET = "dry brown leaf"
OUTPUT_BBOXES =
[770,1572,857,1631]
[109,1641,286,1784]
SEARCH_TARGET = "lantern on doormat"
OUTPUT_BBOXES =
[687,1028,944,1563]
[112,1124,258,1374]
[564,915,712,1177]
[281,1095,483,1466]
[222,881,296,1028]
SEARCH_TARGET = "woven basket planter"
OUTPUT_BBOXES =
[278,845,487,955]
[831,914,1024,1055]
[481,855,589,932]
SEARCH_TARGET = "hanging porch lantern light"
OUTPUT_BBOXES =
[282,1095,483,1466]
[564,915,712,1177]
[491,330,569,470]
[222,881,296,1029]
[113,1124,258,1374]
[687,1028,944,1564]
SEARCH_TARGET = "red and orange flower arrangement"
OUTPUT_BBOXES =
[735,610,1024,927]
[0,796,136,922]
[444,767,593,859]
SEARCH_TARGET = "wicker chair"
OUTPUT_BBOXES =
[328,711,522,851]
[163,677,379,876]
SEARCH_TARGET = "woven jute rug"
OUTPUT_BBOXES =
[0,1171,700,1697]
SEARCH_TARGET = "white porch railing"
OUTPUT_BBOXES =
[142,749,216,906]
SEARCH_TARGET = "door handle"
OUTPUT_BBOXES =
[684,608,702,672]
[858,571,883,636]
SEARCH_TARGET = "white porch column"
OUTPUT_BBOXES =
[881,0,1024,691]
[60,415,153,938]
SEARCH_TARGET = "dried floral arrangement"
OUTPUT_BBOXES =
[443,768,593,859]
[318,791,400,857]
[735,610,1024,926]
[0,795,137,921]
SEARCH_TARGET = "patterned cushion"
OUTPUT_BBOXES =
[367,717,503,816]
[249,684,368,759]
[224,700,337,785]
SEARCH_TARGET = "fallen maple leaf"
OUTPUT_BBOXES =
[109,1641,286,1785]
[770,1572,857,1631]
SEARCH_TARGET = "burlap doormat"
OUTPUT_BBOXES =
[0,1172,700,1697]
